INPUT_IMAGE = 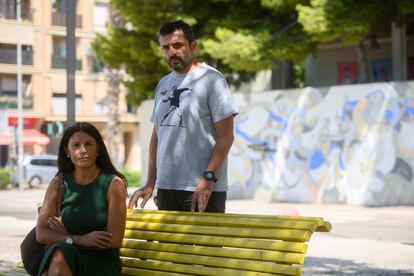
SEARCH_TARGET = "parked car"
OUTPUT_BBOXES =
[11,154,58,188]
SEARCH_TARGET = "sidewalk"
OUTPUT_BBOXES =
[0,188,413,275]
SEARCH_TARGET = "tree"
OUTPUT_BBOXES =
[101,9,125,167]
[104,67,123,167]
[93,0,414,106]
[92,0,314,106]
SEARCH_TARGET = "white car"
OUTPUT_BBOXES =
[11,155,58,188]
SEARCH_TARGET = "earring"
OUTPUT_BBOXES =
[67,155,70,158]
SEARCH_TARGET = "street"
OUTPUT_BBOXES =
[0,187,413,275]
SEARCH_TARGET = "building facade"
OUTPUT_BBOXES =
[305,24,414,87]
[0,0,141,169]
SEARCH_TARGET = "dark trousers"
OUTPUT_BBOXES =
[156,189,226,213]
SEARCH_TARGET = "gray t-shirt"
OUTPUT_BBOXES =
[151,63,238,191]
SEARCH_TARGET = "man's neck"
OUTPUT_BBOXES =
[175,61,201,76]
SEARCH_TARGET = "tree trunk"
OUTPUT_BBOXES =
[103,8,124,167]
[104,68,123,167]
[356,41,370,83]
[271,60,294,89]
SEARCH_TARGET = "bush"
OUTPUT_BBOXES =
[121,167,140,187]
[0,167,11,189]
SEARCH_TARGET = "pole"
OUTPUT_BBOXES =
[66,0,76,127]
[16,0,24,192]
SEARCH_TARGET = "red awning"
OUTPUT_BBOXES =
[0,129,50,146]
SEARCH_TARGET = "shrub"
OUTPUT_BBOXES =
[121,167,140,187]
[0,167,11,189]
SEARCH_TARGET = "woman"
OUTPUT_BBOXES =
[36,122,127,276]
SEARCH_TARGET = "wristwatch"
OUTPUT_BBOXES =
[203,171,217,183]
[65,236,73,245]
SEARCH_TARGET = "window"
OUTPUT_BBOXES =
[94,98,108,114]
[53,36,66,58]
[86,47,104,73]
[51,93,82,114]
[51,36,82,70]
[52,0,66,13]
[51,0,82,27]
[127,103,137,113]
[93,57,105,72]
[0,43,33,65]
[33,158,58,166]
[1,75,16,93]
[93,2,109,31]
[0,74,32,109]
[0,0,31,20]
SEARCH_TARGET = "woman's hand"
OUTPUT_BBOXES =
[48,216,69,235]
[74,231,113,249]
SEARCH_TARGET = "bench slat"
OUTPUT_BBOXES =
[122,266,185,276]
[125,221,312,242]
[0,268,29,276]
[127,212,317,231]
[122,240,305,264]
[122,258,283,276]
[131,210,331,232]
[121,248,300,275]
[123,230,308,253]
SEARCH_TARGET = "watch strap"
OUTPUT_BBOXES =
[203,171,217,183]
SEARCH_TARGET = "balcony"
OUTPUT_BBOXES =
[0,48,33,65]
[0,11,32,21]
[51,54,82,70]
[0,91,33,109]
[51,12,82,28]
[0,2,32,21]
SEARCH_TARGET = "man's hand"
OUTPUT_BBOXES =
[191,178,214,212]
[128,184,154,209]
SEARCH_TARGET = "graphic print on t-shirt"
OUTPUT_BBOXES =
[160,85,190,128]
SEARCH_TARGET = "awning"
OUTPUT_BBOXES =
[0,129,50,146]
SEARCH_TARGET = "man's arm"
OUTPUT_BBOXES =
[191,115,235,212]
[128,126,158,209]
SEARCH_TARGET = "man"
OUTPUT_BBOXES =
[128,20,238,213]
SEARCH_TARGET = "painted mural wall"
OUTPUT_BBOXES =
[229,82,414,206]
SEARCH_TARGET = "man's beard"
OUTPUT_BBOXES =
[169,56,192,73]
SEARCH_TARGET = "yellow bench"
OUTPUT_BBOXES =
[2,209,332,276]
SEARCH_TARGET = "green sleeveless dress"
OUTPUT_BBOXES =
[37,172,121,276]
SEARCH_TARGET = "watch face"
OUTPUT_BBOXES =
[66,237,73,244]
[203,171,217,182]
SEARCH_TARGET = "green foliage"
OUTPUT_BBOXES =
[297,0,371,43]
[93,0,315,105]
[203,28,273,72]
[0,168,11,189]
[93,0,414,106]
[297,0,414,43]
[121,167,140,187]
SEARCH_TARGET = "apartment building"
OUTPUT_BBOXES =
[0,0,141,169]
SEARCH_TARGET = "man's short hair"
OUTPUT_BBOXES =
[158,20,195,43]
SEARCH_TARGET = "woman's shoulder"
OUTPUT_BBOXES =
[99,173,127,198]
[98,172,126,188]
[98,171,116,183]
